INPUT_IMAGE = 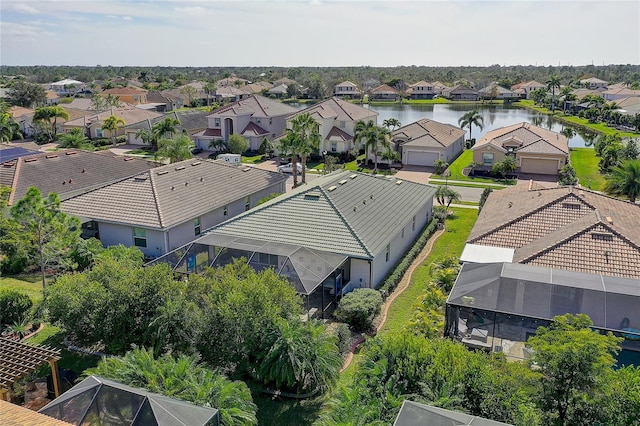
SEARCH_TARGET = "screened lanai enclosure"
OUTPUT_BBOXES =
[445,263,640,363]
[147,234,352,318]
[39,376,219,426]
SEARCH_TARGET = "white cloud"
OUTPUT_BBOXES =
[122,15,132,21]
[174,6,206,16]
[0,21,53,38]
[12,4,39,15]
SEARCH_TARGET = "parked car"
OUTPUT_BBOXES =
[191,147,204,154]
[277,163,304,174]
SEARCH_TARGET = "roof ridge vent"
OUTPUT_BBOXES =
[45,154,58,159]
[191,161,201,166]
[134,176,147,182]
[23,158,37,163]
[175,166,186,171]
[65,151,77,155]
[338,179,348,185]
[349,174,357,179]
[396,180,403,185]
[327,185,337,192]
[157,170,169,175]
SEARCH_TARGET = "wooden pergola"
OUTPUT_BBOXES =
[0,337,62,402]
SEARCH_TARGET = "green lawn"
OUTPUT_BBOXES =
[570,148,607,191]
[27,324,101,375]
[428,180,507,190]
[379,208,478,336]
[241,154,265,164]
[0,274,44,302]
[437,149,515,184]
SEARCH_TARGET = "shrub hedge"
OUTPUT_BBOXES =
[378,218,439,298]
[335,288,383,332]
[0,290,33,325]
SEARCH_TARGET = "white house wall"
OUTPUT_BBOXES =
[349,258,372,289]
[97,222,167,257]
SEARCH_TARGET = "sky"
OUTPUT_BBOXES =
[1,0,639,67]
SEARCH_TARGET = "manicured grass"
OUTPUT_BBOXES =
[27,324,101,375]
[0,274,44,302]
[253,393,326,426]
[570,148,606,191]
[379,208,478,336]
[428,180,507,190]
[438,149,515,184]
[517,100,638,138]
[241,154,265,164]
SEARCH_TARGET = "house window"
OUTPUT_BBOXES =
[223,205,228,216]
[244,196,250,211]
[385,244,390,262]
[331,141,337,152]
[339,121,346,129]
[482,152,494,166]
[133,228,147,248]
[412,216,416,231]
[194,217,201,236]
[401,227,405,239]
[214,118,221,127]
[96,128,103,138]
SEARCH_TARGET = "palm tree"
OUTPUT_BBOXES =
[546,75,562,112]
[134,128,157,149]
[382,118,401,132]
[368,126,390,173]
[560,127,576,140]
[101,115,126,146]
[435,185,461,209]
[204,82,217,107]
[152,117,181,141]
[290,113,321,184]
[58,128,89,148]
[0,112,22,143]
[33,105,70,140]
[208,138,227,153]
[156,134,193,163]
[278,130,303,188]
[354,119,377,161]
[457,109,484,143]
[604,159,640,202]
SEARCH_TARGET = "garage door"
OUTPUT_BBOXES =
[520,158,559,175]
[404,150,439,166]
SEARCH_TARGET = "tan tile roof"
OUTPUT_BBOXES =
[327,126,353,141]
[290,97,377,122]
[391,118,465,149]
[1,150,156,205]
[208,95,297,118]
[0,400,72,426]
[370,84,398,94]
[474,122,568,155]
[468,186,640,278]
[8,106,34,118]
[410,80,433,87]
[61,159,288,229]
[63,106,162,128]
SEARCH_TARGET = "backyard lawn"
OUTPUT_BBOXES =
[434,149,516,185]
[0,274,44,302]
[570,148,606,191]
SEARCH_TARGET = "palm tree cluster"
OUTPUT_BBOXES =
[279,113,321,187]
[0,110,23,143]
[33,105,69,141]
[354,120,391,172]
[135,116,181,150]
[100,114,126,146]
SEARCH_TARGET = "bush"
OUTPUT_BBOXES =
[0,290,33,325]
[334,288,383,332]
[558,163,578,186]
[378,218,439,297]
[478,187,493,212]
[334,323,352,355]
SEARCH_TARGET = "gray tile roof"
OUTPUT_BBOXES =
[61,159,288,229]
[474,122,568,155]
[203,171,436,259]
[124,110,209,133]
[392,118,465,149]
[1,150,156,205]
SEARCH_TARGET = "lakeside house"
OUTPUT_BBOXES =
[390,118,466,167]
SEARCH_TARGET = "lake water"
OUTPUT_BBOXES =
[294,102,597,148]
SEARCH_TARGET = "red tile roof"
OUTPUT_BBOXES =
[0,400,72,426]
[241,122,268,136]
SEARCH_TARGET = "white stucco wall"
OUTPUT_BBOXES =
[97,222,167,257]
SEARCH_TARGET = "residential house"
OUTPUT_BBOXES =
[124,110,209,145]
[287,97,378,154]
[394,400,511,426]
[478,82,518,100]
[62,106,163,139]
[44,90,60,105]
[61,159,288,257]
[407,80,436,99]
[0,150,155,205]
[242,81,273,95]
[150,171,437,312]
[471,122,568,175]
[145,91,183,112]
[390,118,466,166]
[215,76,250,87]
[267,84,289,98]
[195,95,297,151]
[510,81,546,99]
[215,86,248,102]
[369,84,400,101]
[100,87,148,105]
[571,88,605,101]
[432,81,449,96]
[49,79,86,96]
[580,77,608,89]
[441,84,480,101]
[8,106,35,138]
[334,81,362,98]
[602,87,640,101]
[614,96,640,117]
[61,98,105,112]
[448,185,640,359]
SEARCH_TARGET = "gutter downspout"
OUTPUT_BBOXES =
[369,260,373,289]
